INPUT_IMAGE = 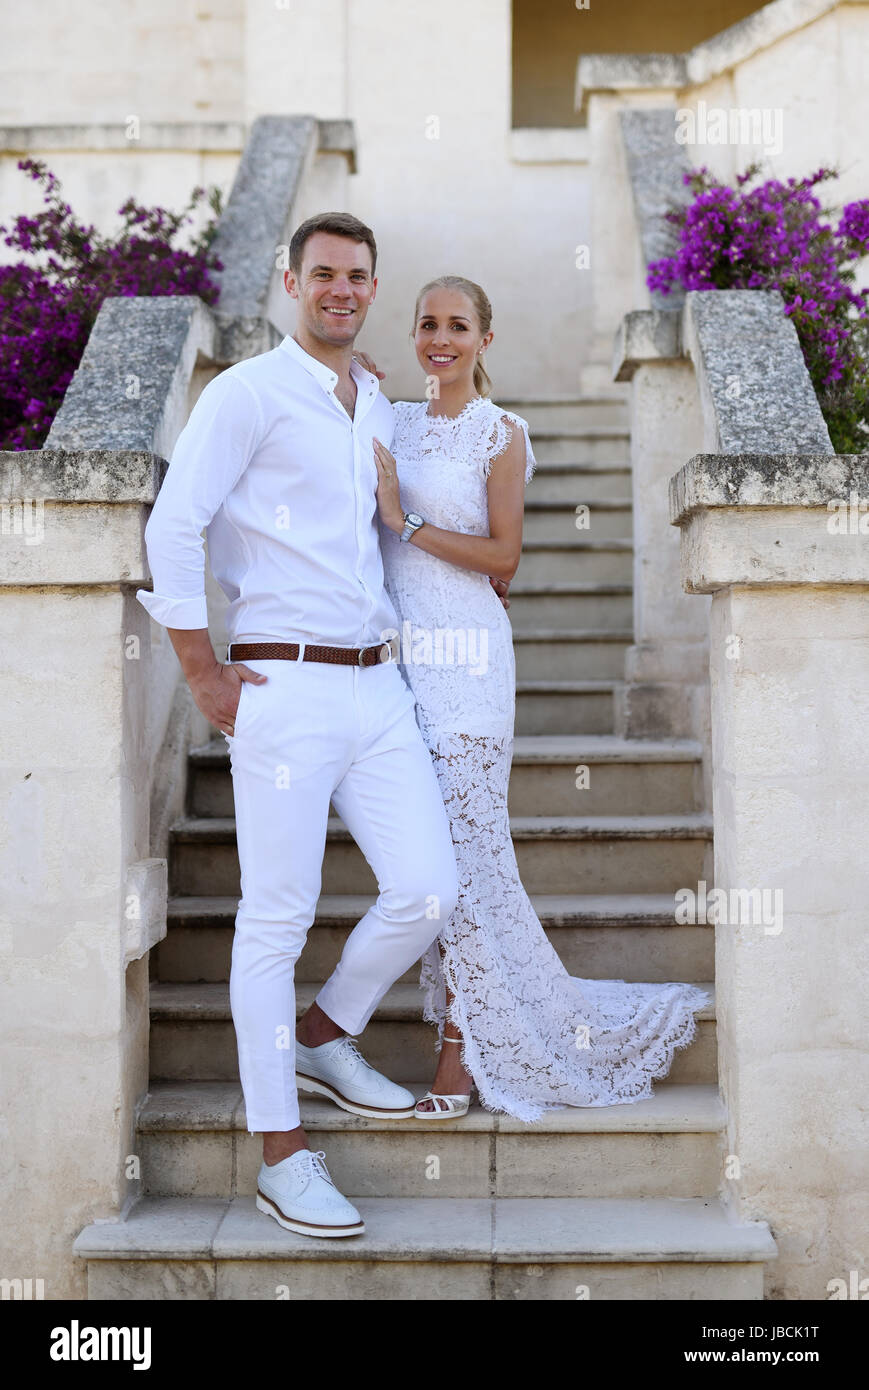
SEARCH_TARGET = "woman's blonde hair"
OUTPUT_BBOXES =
[413,275,493,397]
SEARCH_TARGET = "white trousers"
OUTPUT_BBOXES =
[224,653,459,1132]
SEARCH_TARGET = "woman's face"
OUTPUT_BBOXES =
[413,288,490,392]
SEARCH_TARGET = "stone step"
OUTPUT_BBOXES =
[157,892,714,986]
[509,736,703,814]
[515,681,616,735]
[522,498,633,542]
[500,399,630,433]
[531,428,630,465]
[527,462,632,503]
[169,813,714,898]
[512,629,632,681]
[137,1081,726,1201]
[186,735,701,821]
[148,980,717,1086]
[515,539,633,586]
[505,582,633,629]
[74,1194,774,1300]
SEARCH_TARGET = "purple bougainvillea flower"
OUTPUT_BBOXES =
[647,163,869,453]
[0,159,223,449]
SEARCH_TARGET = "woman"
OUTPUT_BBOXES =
[372,275,709,1123]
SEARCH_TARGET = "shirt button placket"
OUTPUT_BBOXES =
[352,420,373,645]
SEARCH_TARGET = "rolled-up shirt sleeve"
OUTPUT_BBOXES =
[136,371,263,630]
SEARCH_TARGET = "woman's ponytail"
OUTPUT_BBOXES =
[473,355,493,397]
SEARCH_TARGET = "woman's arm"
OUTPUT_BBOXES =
[373,424,527,584]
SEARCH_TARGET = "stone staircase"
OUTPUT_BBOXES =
[75,399,776,1299]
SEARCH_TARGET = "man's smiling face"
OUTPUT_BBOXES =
[284,232,377,347]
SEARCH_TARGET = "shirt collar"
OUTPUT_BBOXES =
[278,333,379,397]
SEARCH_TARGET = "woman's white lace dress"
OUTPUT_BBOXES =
[380,396,710,1123]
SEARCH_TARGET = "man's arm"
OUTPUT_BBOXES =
[136,371,266,732]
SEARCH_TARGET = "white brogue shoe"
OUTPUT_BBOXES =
[295,1035,416,1118]
[256,1149,364,1238]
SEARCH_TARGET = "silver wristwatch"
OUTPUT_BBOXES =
[400,511,425,542]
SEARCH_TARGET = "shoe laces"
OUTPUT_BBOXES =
[296,1149,332,1185]
[338,1035,368,1068]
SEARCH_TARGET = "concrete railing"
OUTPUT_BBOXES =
[613,281,834,761]
[604,61,867,1295]
[0,113,353,1298]
[606,92,838,759]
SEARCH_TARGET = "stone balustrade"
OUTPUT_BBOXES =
[605,69,866,1292]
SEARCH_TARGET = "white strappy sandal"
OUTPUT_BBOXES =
[414,1037,474,1119]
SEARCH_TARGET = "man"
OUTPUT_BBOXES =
[136,212,460,1238]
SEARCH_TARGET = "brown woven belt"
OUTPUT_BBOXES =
[227,640,394,667]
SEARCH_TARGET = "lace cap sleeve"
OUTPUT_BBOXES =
[482,407,537,486]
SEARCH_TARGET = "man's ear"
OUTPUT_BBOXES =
[284,269,298,299]
[369,275,378,305]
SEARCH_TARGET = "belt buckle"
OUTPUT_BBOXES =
[358,646,368,666]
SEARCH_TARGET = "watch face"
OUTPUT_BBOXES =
[407,513,423,526]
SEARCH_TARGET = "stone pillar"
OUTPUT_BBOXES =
[670,451,869,1299]
[613,309,708,745]
[0,448,167,1297]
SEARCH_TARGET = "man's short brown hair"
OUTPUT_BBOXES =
[288,212,377,276]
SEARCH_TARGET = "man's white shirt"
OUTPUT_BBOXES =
[135,333,399,647]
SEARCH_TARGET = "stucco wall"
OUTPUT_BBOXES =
[6,3,867,398]
[0,0,591,399]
